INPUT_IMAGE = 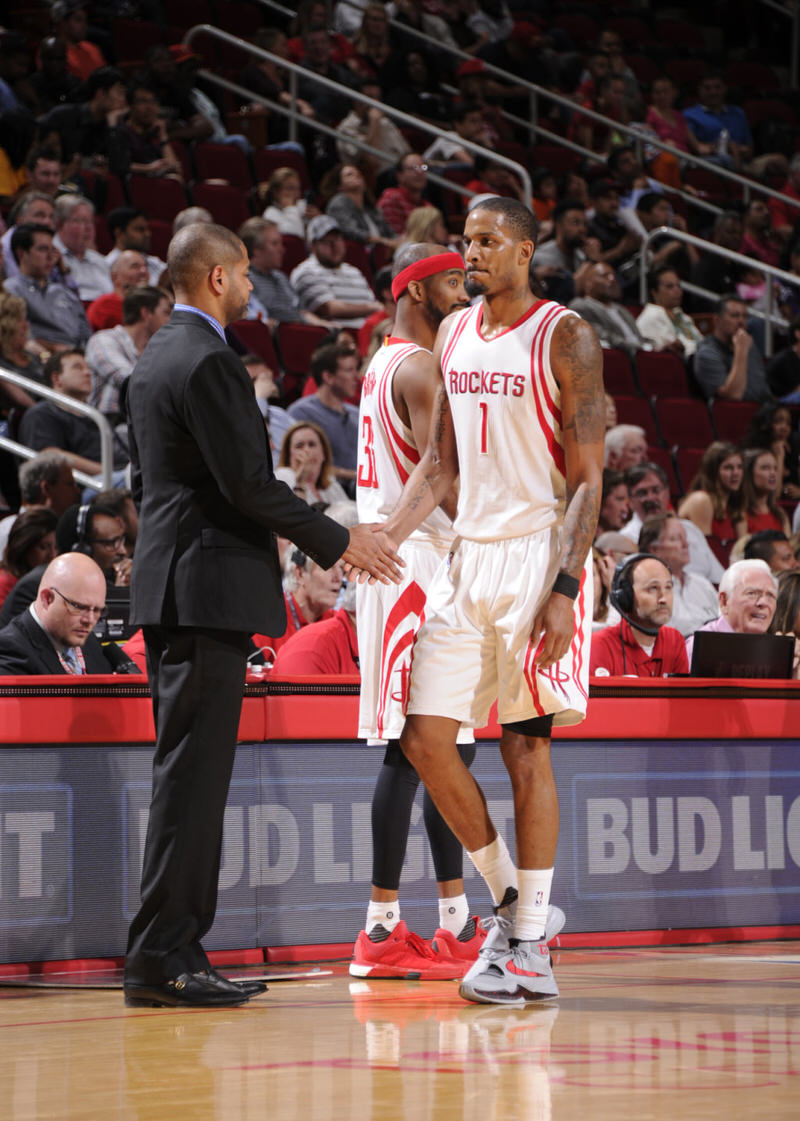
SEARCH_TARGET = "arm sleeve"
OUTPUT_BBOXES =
[692,343,728,398]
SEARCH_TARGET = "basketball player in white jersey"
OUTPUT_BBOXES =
[377,198,604,1005]
[351,244,480,980]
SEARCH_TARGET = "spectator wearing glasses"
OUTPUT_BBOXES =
[685,559,778,662]
[0,552,139,675]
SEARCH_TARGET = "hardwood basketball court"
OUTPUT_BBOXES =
[2,940,798,1120]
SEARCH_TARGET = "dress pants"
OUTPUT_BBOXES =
[125,624,250,985]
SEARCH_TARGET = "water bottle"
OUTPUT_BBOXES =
[717,128,730,157]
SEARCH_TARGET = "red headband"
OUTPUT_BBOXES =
[391,252,465,301]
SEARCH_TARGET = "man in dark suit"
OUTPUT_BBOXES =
[0,553,139,675]
[123,222,401,1009]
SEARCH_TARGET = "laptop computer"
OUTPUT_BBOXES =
[690,630,795,680]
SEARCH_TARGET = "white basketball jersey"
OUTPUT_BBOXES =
[440,299,577,542]
[357,336,454,547]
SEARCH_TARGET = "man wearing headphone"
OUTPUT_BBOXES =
[590,552,689,677]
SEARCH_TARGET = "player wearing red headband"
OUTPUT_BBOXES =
[376,198,604,1005]
[350,244,482,980]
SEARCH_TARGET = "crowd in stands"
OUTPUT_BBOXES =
[2,0,800,680]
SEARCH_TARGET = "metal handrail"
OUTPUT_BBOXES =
[0,365,114,491]
[200,71,478,207]
[184,25,532,202]
[254,0,800,212]
[638,225,799,356]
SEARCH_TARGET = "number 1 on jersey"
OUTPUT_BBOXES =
[479,401,488,454]
[358,414,379,489]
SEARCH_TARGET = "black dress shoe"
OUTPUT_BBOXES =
[202,968,268,998]
[124,971,251,1008]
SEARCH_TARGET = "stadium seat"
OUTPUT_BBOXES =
[275,323,328,402]
[191,182,252,228]
[281,234,308,274]
[343,239,373,286]
[724,61,781,94]
[603,348,638,397]
[147,219,172,261]
[129,176,189,223]
[675,447,707,493]
[614,395,659,445]
[635,351,690,398]
[654,397,714,448]
[530,144,582,177]
[193,143,254,190]
[711,399,760,443]
[253,148,310,190]
[228,319,280,372]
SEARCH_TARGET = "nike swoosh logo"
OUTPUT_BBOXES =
[507,961,546,979]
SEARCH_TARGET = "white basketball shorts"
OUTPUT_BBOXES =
[406,526,593,729]
[357,537,447,742]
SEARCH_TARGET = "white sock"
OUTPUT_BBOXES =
[366,899,400,937]
[467,834,517,908]
[515,868,554,941]
[438,894,469,935]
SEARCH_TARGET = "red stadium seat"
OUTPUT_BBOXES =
[655,397,714,448]
[613,395,659,445]
[635,351,690,398]
[343,239,373,287]
[191,182,252,229]
[193,143,254,190]
[603,348,638,397]
[228,320,280,372]
[253,148,310,190]
[647,445,681,499]
[711,399,760,443]
[675,447,707,492]
[275,323,328,402]
[129,176,189,223]
[280,234,308,275]
[147,219,172,261]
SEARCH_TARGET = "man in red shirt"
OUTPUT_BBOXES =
[590,553,688,677]
[270,583,357,674]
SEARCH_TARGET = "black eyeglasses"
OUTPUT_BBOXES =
[50,587,107,620]
[90,533,126,549]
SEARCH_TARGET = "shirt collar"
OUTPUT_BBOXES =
[173,303,227,341]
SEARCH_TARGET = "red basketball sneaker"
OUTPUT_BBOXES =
[429,916,487,975]
[349,921,464,980]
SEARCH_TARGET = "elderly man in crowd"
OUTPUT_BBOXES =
[604,424,647,471]
[52,194,112,301]
[590,552,689,677]
[640,512,719,637]
[685,558,778,661]
[621,462,724,584]
[0,552,139,675]
[86,250,149,332]
[290,215,383,329]
[5,224,91,351]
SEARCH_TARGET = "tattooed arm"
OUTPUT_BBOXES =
[532,314,605,667]
[382,322,461,546]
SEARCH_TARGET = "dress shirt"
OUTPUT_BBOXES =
[53,235,112,301]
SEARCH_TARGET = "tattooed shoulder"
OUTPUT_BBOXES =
[552,315,605,444]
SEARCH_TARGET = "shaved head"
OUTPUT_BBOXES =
[167,223,245,296]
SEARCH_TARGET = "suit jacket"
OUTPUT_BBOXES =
[0,608,129,675]
[126,310,349,633]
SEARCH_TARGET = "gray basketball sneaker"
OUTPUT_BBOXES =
[460,903,566,988]
[459,936,559,1005]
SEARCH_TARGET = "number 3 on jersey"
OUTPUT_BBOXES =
[358,414,380,489]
